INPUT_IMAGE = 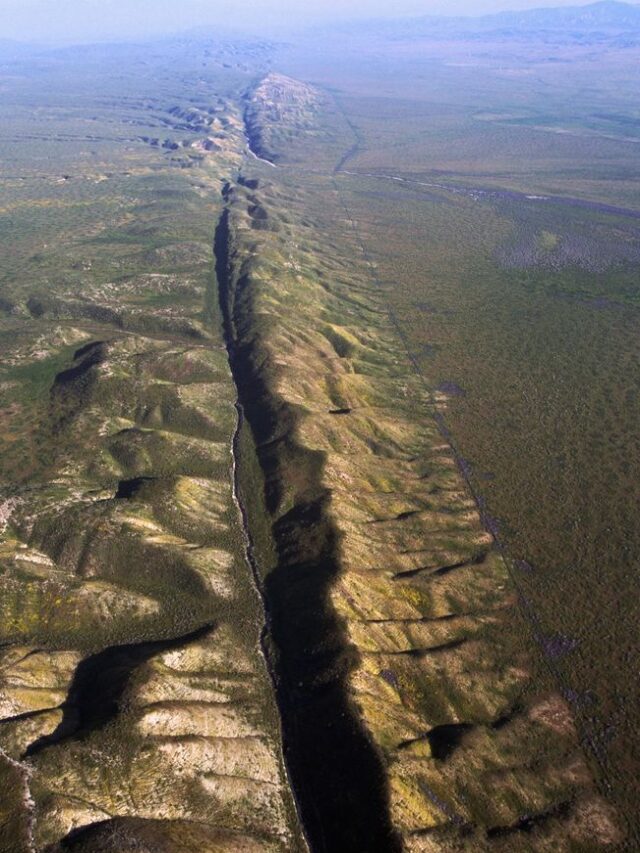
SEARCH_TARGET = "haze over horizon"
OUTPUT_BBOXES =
[0,0,638,44]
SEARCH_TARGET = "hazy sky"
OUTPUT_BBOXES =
[0,0,613,43]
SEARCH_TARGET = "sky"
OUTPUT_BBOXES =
[0,0,617,43]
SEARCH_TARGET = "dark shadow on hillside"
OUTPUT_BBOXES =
[215,202,401,853]
[24,622,213,758]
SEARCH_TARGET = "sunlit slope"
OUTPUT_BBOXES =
[0,49,302,853]
[337,166,640,848]
[244,71,349,169]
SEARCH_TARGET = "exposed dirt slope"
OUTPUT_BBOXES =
[244,72,347,167]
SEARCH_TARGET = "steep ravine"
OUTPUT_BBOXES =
[227,336,308,853]
[214,199,402,852]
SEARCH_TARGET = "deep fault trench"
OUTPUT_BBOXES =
[213,191,402,853]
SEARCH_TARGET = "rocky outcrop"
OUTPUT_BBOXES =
[243,73,344,167]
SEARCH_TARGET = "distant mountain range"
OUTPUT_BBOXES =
[447,1,640,31]
[0,38,41,59]
[333,1,640,41]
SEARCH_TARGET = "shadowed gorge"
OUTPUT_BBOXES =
[215,201,401,852]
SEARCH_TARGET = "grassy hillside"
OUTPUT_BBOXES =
[0,40,303,853]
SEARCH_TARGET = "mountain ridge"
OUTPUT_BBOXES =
[323,1,640,40]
